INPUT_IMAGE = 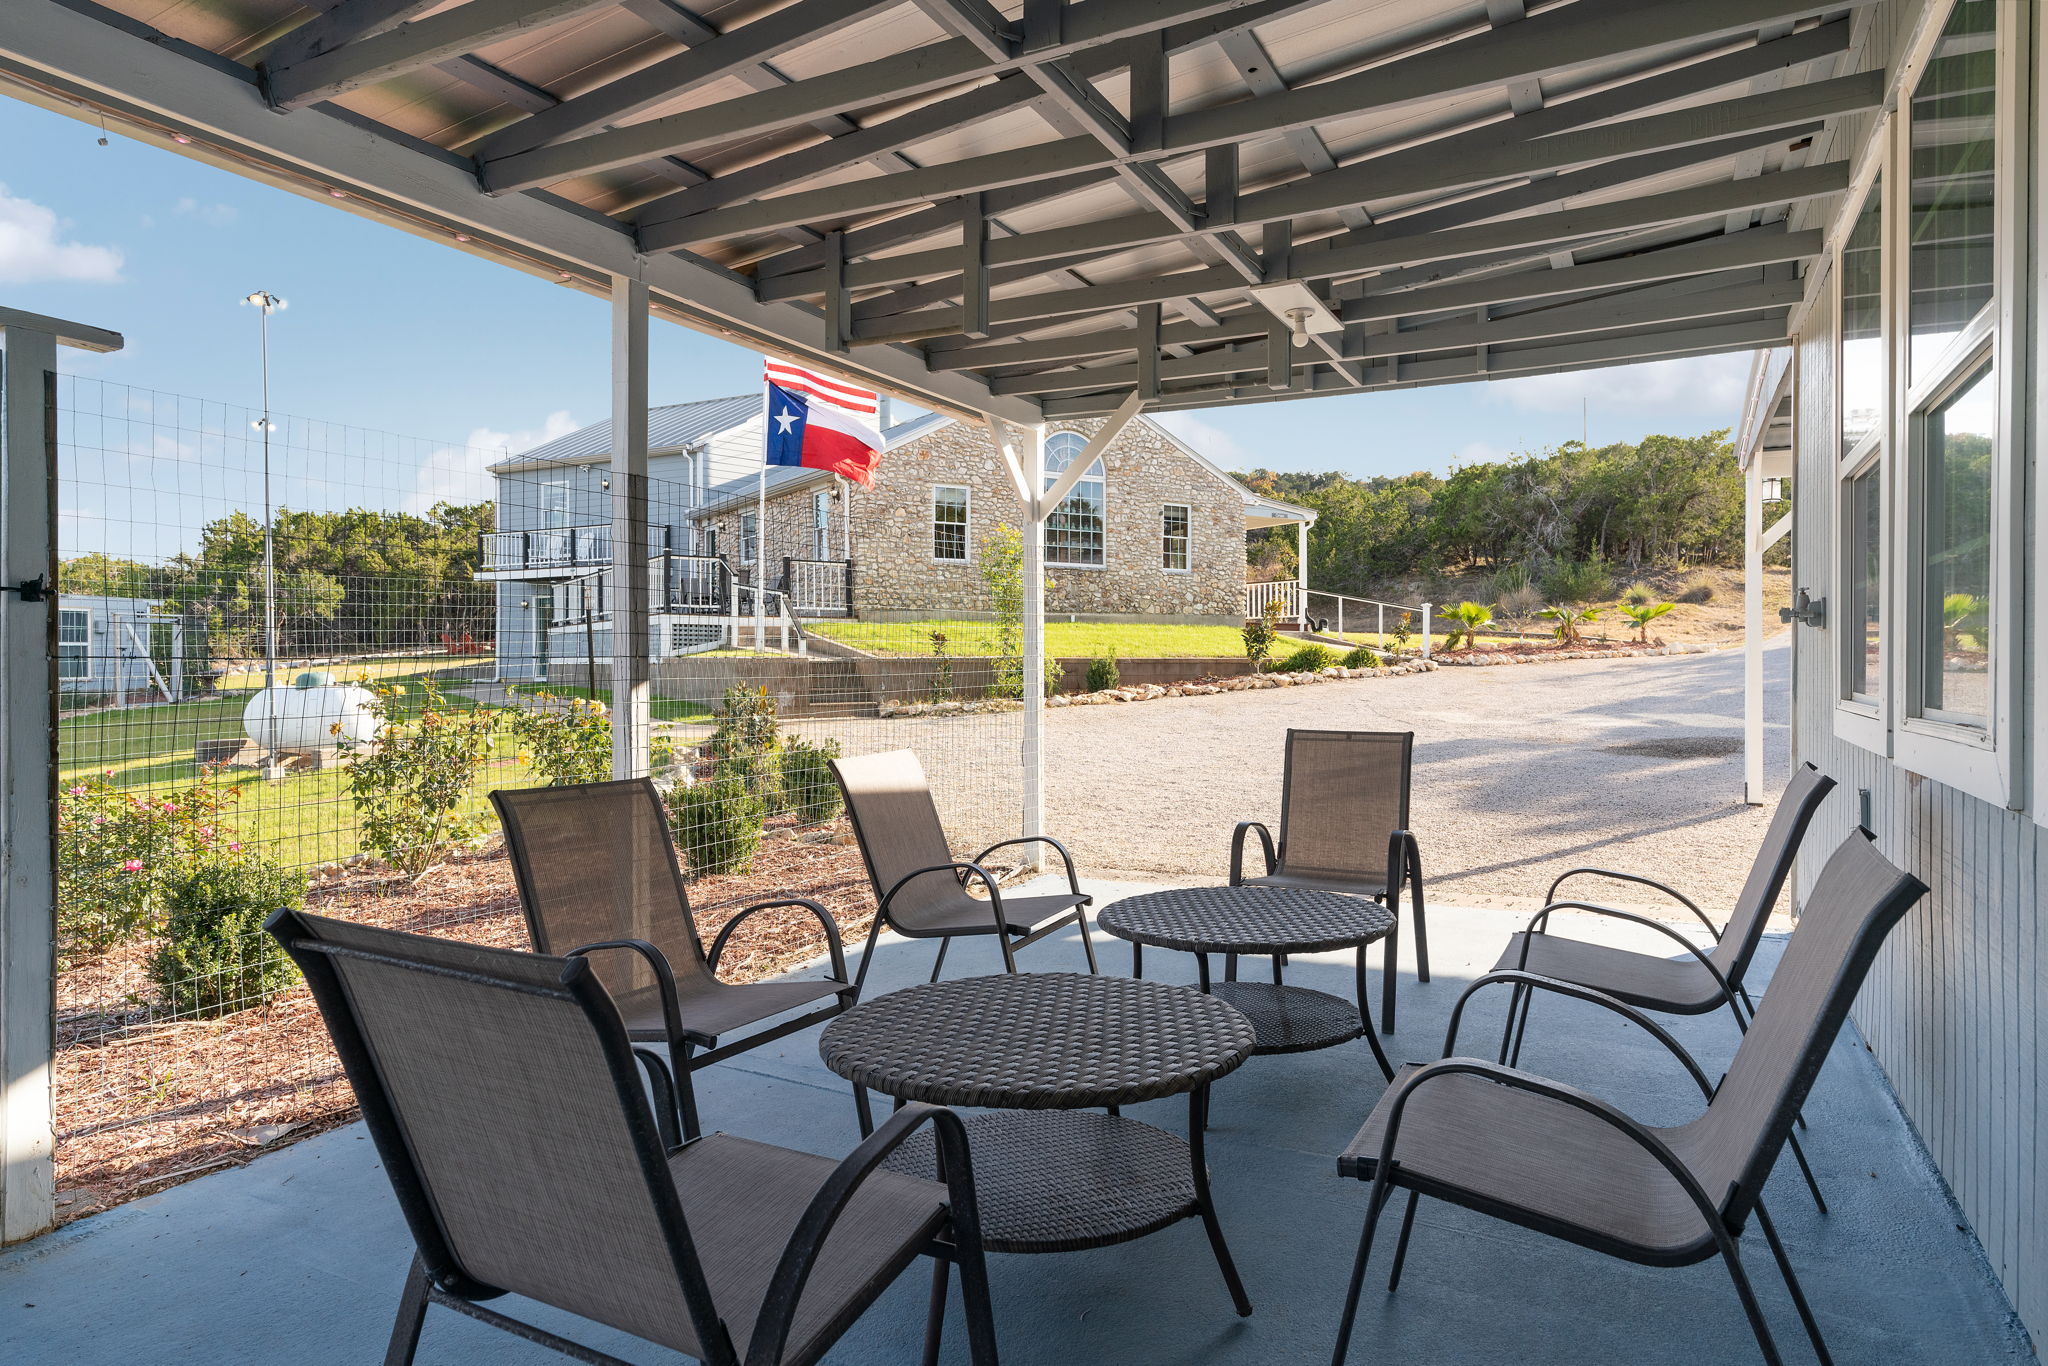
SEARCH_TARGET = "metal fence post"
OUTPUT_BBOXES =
[608,276,651,779]
[1022,425,1047,867]
[0,309,121,1245]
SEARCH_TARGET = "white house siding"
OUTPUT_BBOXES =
[1787,34,2047,1342]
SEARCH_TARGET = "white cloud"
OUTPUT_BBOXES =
[173,196,237,227]
[0,184,123,285]
[405,410,578,513]
[1481,352,1754,417]
[1453,440,1511,466]
[1150,410,1253,466]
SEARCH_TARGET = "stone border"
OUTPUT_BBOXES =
[1429,642,1719,667]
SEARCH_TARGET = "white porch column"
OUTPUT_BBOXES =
[1743,453,1765,805]
[1021,424,1047,862]
[1295,519,1309,604]
[609,277,651,780]
[0,309,121,1245]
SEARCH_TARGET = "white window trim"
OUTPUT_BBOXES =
[1831,152,1891,758]
[56,608,90,681]
[932,484,971,563]
[1161,503,1192,573]
[1043,430,1107,569]
[739,510,758,566]
[1886,0,2029,808]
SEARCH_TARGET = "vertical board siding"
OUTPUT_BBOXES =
[1791,207,2043,1344]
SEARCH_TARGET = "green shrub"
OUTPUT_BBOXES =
[709,684,782,809]
[1488,563,1531,597]
[1085,651,1120,692]
[926,631,955,704]
[342,679,497,878]
[1273,643,1337,674]
[1441,600,1494,649]
[665,776,765,876]
[1540,556,1615,604]
[1621,580,1656,606]
[1675,573,1718,604]
[502,689,611,786]
[780,737,843,826]
[58,769,241,959]
[1243,598,1282,669]
[150,856,306,1018]
[1620,601,1676,643]
[1341,645,1383,669]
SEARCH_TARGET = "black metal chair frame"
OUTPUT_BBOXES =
[267,911,999,1366]
[1334,971,1832,1366]
[843,824,1098,996]
[493,780,865,1141]
[1231,810,1428,1036]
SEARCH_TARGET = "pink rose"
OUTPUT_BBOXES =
[228,843,243,853]
[121,859,144,873]
[68,785,86,796]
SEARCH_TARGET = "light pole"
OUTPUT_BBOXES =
[241,291,285,694]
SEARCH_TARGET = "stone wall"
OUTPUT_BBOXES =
[703,417,1249,622]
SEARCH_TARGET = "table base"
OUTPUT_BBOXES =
[1204,980,1364,1055]
[882,1110,1199,1255]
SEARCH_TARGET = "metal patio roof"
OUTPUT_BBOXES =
[1,0,1880,423]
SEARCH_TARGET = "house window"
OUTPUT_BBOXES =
[1162,504,1190,571]
[1043,431,1104,567]
[1911,359,1994,726]
[932,486,969,562]
[1906,2,1997,387]
[1839,180,1884,453]
[57,608,89,680]
[813,489,832,559]
[1836,176,1885,718]
[1843,465,1883,703]
[740,511,758,565]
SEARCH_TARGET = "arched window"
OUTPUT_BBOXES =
[1042,430,1104,567]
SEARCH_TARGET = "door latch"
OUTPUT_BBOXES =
[9,575,49,603]
[1778,587,1825,627]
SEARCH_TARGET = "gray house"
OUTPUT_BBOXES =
[485,396,1312,679]
[55,594,185,703]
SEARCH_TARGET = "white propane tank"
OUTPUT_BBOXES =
[243,671,380,752]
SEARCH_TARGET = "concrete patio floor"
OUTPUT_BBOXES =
[2,882,2028,1365]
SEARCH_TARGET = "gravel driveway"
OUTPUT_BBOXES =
[1047,639,1791,914]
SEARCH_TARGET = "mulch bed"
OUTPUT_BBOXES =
[52,816,887,1223]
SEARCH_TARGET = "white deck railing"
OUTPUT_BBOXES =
[1243,579,1301,622]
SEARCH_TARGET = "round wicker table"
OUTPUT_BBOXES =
[819,971,1256,1317]
[1097,886,1396,1079]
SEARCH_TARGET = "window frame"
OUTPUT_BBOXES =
[739,511,758,566]
[1884,0,2028,807]
[812,488,832,560]
[931,484,971,563]
[1831,155,1891,755]
[57,607,90,681]
[1042,430,1107,569]
[1161,503,1191,572]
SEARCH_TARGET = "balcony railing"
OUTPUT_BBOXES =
[479,524,674,574]
[781,557,852,616]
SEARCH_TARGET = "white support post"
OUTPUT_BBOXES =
[609,276,651,780]
[0,309,119,1245]
[1021,423,1047,870]
[1420,602,1432,661]
[1743,454,1765,805]
[1295,520,1309,605]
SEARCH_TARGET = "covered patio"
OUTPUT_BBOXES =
[2,894,2028,1364]
[2,0,2044,1362]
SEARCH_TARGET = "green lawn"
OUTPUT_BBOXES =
[812,619,1259,658]
[518,683,711,722]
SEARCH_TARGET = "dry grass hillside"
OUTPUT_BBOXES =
[1357,564,1791,647]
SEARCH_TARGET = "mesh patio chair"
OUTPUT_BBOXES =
[831,749,1096,993]
[266,910,998,1366]
[1493,762,1837,1210]
[1231,729,1427,1033]
[1329,829,1927,1366]
[492,779,862,1141]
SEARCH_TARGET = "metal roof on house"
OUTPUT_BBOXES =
[5,0,1875,427]
[488,392,762,470]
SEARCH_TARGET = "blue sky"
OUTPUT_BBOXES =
[3,92,1756,547]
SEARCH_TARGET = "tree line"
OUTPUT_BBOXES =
[60,501,497,661]
[1238,430,1744,595]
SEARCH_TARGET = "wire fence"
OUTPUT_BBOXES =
[50,378,1023,1218]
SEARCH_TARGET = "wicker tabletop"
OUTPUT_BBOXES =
[1097,885,1394,955]
[819,971,1255,1110]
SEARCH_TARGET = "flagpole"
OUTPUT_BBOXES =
[756,371,770,651]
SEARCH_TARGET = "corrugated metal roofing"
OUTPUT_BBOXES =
[490,393,762,469]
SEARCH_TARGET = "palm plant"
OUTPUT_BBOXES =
[1442,600,1494,649]
[1539,603,1601,646]
[1619,600,1676,644]
[1941,592,1987,653]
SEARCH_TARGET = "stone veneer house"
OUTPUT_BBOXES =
[480,395,1311,677]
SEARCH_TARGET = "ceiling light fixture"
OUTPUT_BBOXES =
[1247,279,1342,350]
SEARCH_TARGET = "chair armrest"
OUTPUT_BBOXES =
[1515,901,1741,1014]
[881,861,1007,937]
[566,939,691,1048]
[1543,867,1718,940]
[706,898,849,983]
[1368,1059,1726,1230]
[1442,970,1716,1099]
[1231,821,1276,885]
[974,835,1088,901]
[632,1046,683,1151]
[744,1104,986,1366]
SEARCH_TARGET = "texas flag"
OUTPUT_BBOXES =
[762,359,884,487]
